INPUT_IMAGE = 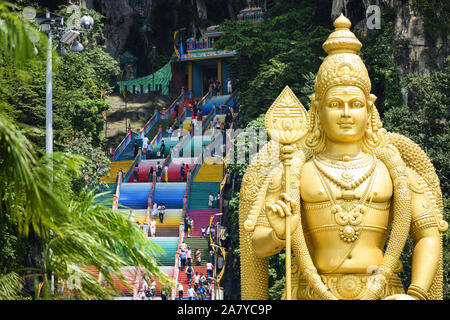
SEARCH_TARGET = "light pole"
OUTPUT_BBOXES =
[35,11,94,155]
[35,11,93,296]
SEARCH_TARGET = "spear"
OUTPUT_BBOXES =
[264,86,309,300]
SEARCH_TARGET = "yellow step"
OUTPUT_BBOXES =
[101,160,133,183]
[194,158,223,182]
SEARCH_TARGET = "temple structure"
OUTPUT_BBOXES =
[117,6,263,98]
[172,24,236,98]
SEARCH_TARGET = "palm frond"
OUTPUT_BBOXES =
[0,272,23,300]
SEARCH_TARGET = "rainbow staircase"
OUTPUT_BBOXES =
[187,182,221,210]
[193,158,223,182]
[101,160,133,183]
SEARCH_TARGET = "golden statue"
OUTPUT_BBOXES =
[239,14,447,300]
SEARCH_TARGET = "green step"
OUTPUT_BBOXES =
[188,182,220,209]
[184,237,212,266]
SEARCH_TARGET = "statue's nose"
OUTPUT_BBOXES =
[342,102,351,118]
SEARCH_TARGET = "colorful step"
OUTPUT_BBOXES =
[101,160,133,183]
[152,182,186,209]
[151,237,179,266]
[118,182,152,209]
[185,209,220,237]
[187,182,221,210]
[183,237,213,267]
[193,158,223,182]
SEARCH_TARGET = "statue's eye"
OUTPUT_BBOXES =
[352,101,362,108]
[329,101,339,108]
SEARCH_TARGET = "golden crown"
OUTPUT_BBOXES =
[314,14,371,100]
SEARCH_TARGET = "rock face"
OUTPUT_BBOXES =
[88,0,136,60]
[331,0,449,78]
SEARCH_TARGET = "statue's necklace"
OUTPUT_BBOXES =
[312,156,378,242]
[314,154,376,191]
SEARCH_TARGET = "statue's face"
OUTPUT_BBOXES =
[320,85,368,143]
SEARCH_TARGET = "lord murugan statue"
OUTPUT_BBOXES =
[239,14,447,300]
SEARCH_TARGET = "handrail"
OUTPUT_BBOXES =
[172,224,184,300]
[190,149,204,183]
[199,91,212,108]
[114,131,134,161]
[123,149,144,182]
[132,265,141,300]
[172,171,191,300]
[202,105,216,133]
[112,91,189,161]
[112,170,123,211]
[145,174,157,230]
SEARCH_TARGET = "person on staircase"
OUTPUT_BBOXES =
[178,283,184,300]
[193,272,200,291]
[186,265,194,286]
[164,164,169,183]
[180,163,185,182]
[156,162,162,182]
[179,249,187,270]
[201,226,206,238]
[188,216,194,237]
[184,214,189,235]
[187,285,196,300]
[142,136,149,155]
[148,167,154,182]
[158,203,165,223]
[215,192,221,209]
[206,261,214,279]
[197,284,205,300]
[159,140,166,158]
[152,201,158,220]
[194,249,201,266]
[150,217,156,237]
[186,246,192,266]
[208,192,214,209]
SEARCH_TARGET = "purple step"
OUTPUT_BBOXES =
[185,209,220,237]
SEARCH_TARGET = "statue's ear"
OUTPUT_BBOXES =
[368,94,377,108]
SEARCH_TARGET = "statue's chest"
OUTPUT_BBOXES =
[300,157,393,203]
[300,158,393,242]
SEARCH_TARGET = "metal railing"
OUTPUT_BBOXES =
[111,91,190,161]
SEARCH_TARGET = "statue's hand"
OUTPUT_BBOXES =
[382,294,417,300]
[265,193,299,239]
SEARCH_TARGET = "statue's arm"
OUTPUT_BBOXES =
[251,165,286,258]
[406,169,440,300]
[251,150,304,258]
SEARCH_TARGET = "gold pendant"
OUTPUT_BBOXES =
[332,204,365,242]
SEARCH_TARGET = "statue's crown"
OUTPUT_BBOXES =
[314,14,371,101]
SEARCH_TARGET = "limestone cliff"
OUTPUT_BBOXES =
[331,0,449,78]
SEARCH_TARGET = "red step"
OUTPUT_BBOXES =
[176,266,211,297]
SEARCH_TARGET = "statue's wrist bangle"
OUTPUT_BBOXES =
[407,284,428,300]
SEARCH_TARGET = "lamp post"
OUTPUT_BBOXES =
[36,12,94,155]
[151,45,156,92]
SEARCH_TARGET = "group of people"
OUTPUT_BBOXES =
[177,242,214,300]
[133,132,169,162]
[137,276,157,300]
[200,224,217,243]
[147,161,169,183]
[208,192,221,209]
[180,270,212,300]
[184,214,194,237]
[180,163,190,182]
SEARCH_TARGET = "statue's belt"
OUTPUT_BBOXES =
[290,272,404,300]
